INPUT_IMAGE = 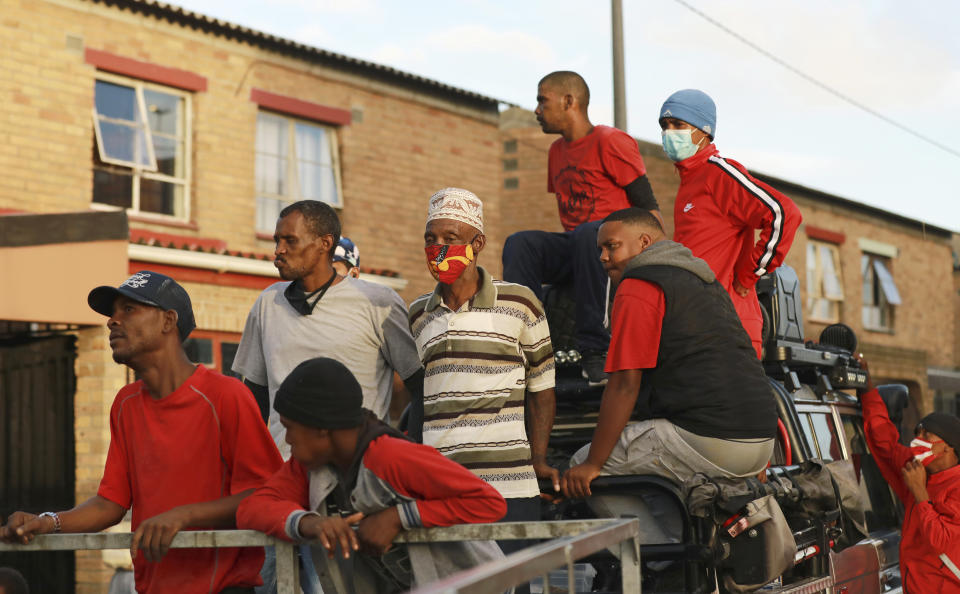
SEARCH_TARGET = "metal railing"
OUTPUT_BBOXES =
[0,530,302,592]
[0,519,641,593]
[403,518,641,594]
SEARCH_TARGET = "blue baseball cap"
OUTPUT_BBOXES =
[88,271,196,341]
[333,237,360,269]
[659,89,717,138]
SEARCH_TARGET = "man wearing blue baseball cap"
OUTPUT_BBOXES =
[659,89,802,357]
[332,237,360,279]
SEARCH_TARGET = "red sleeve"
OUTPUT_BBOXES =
[605,279,664,373]
[217,378,283,494]
[97,394,132,509]
[716,162,802,289]
[913,497,960,555]
[362,436,506,527]
[860,388,912,502]
[599,128,647,187]
[236,458,310,541]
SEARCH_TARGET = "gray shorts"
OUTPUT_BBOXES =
[572,418,774,483]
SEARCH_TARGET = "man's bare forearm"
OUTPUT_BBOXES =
[586,370,643,467]
[526,388,556,463]
[175,489,255,528]
[57,495,128,533]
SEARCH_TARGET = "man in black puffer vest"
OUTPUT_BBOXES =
[561,207,776,542]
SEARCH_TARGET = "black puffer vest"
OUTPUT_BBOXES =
[621,251,775,439]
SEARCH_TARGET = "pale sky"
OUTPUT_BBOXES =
[174,0,960,232]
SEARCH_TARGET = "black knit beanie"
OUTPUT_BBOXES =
[274,357,364,429]
[918,412,960,456]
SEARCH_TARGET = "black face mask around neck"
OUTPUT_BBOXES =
[283,272,337,315]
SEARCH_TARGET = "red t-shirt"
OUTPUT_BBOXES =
[547,125,647,231]
[605,279,665,373]
[98,365,283,594]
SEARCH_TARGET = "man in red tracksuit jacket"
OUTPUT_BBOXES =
[858,357,960,592]
[658,89,802,357]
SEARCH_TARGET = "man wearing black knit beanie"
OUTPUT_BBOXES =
[237,358,507,593]
[856,355,960,592]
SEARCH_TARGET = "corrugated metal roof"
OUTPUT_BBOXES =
[89,0,504,111]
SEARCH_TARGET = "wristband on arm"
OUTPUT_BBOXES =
[624,175,659,212]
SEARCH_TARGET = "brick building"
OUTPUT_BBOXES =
[0,0,505,590]
[1,1,958,591]
[500,106,960,418]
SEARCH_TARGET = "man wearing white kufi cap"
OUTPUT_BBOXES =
[409,188,559,581]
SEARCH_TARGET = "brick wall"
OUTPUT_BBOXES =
[1,1,505,589]
[0,0,501,304]
[500,112,956,412]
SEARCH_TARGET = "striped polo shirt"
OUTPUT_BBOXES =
[408,267,555,499]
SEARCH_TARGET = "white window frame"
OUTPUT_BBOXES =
[254,111,343,233]
[806,240,844,323]
[91,72,192,221]
[861,253,900,332]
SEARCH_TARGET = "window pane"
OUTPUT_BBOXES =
[863,305,880,328]
[95,81,136,121]
[92,168,132,208]
[140,178,180,216]
[872,259,902,306]
[320,168,338,204]
[809,413,842,461]
[256,154,286,195]
[221,342,241,379]
[798,414,820,459]
[862,256,875,306]
[183,338,214,365]
[98,120,153,167]
[298,162,339,204]
[294,123,331,164]
[810,297,832,321]
[153,136,181,177]
[143,89,181,136]
[820,246,843,299]
[256,114,287,157]
[257,196,287,232]
[806,243,819,298]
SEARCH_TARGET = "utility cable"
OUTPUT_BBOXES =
[672,0,960,159]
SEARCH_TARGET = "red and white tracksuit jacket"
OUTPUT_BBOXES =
[862,388,960,593]
[673,144,801,357]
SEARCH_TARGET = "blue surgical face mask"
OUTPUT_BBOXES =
[661,129,701,162]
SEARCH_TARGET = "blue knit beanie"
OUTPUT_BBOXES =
[659,89,717,138]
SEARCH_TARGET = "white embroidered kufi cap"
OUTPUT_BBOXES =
[426,187,484,234]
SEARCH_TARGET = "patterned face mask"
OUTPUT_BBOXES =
[425,240,475,285]
[910,438,942,467]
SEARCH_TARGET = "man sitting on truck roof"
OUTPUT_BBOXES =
[857,356,960,593]
[560,207,777,542]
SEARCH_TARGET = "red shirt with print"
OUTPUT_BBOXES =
[98,365,283,594]
[548,125,647,231]
[605,278,665,373]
